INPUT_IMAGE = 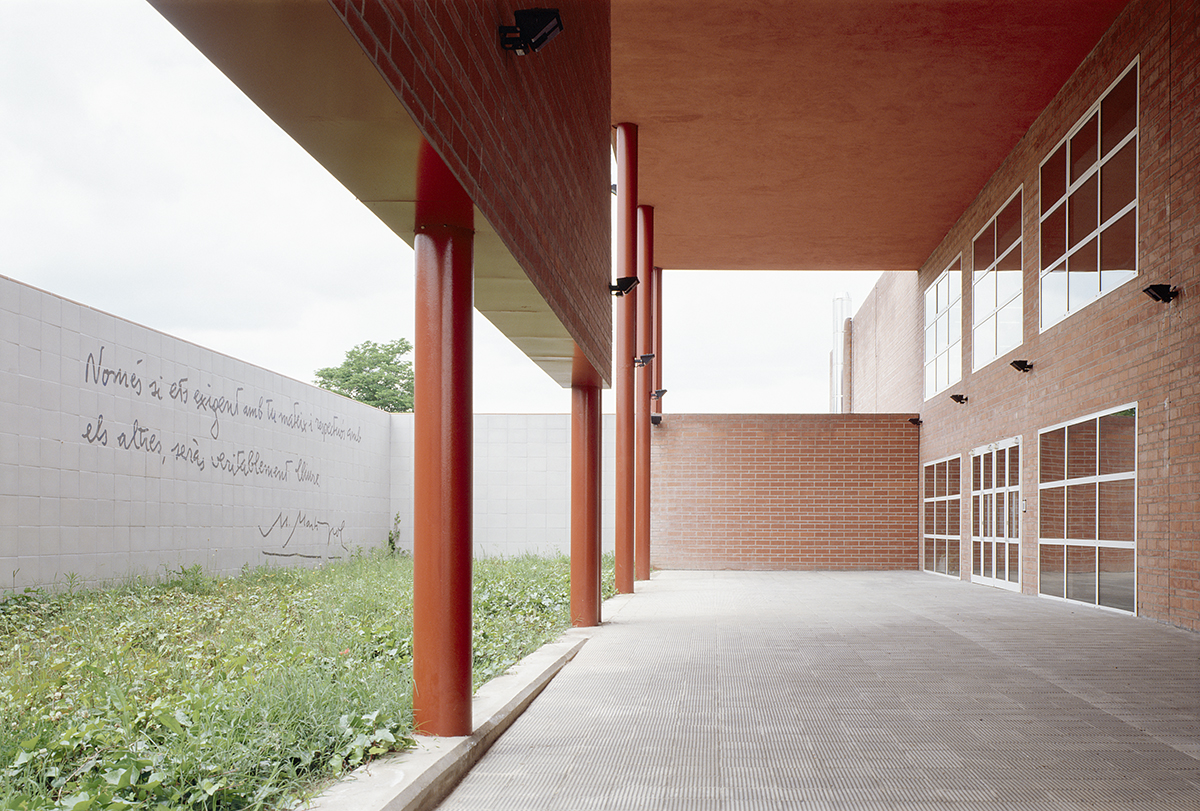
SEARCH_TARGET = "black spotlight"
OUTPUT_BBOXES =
[610,276,639,296]
[499,8,563,55]
[1010,359,1033,373]
[651,414,662,426]
[651,389,667,400]
[634,354,655,368]
[1143,284,1179,303]
[950,394,968,405]
[908,417,922,426]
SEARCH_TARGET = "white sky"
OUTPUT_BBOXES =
[1,0,882,414]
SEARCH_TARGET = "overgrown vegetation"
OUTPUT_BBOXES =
[0,552,617,810]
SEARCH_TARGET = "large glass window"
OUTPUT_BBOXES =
[1038,405,1136,612]
[973,190,1023,369]
[924,258,962,400]
[971,437,1021,591]
[1040,62,1138,330]
[923,455,961,577]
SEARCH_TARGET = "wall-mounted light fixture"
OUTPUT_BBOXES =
[633,353,655,368]
[651,414,662,426]
[908,417,922,426]
[610,276,638,296]
[1010,359,1034,373]
[1143,284,1180,303]
[651,389,667,400]
[950,394,968,405]
[610,183,617,195]
[499,8,563,55]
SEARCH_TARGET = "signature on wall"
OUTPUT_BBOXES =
[258,509,347,560]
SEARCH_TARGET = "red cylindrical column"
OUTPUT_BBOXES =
[652,266,663,416]
[614,122,637,594]
[635,205,653,581]
[570,346,602,627]
[412,140,474,737]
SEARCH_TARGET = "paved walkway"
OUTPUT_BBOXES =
[435,571,1200,811]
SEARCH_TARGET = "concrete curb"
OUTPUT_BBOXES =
[306,592,634,811]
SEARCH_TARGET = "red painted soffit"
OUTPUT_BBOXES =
[612,0,1130,271]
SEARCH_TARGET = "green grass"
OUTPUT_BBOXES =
[0,552,617,810]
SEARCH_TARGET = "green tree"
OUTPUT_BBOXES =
[314,338,414,412]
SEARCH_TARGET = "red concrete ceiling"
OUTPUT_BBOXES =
[611,0,1130,271]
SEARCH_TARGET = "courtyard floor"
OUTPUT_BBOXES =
[434,570,1200,811]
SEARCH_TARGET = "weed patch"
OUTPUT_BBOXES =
[1,552,616,809]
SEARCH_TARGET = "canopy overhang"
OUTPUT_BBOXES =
[612,0,1129,271]
[148,0,583,385]
[147,0,1131,381]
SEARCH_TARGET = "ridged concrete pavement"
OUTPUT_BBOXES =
[434,570,1200,811]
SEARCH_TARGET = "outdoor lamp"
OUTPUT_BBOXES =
[950,394,968,405]
[1143,284,1179,303]
[634,353,655,368]
[499,8,563,55]
[1010,359,1033,372]
[610,276,638,296]
[651,389,667,400]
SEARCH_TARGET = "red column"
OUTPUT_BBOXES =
[653,266,663,417]
[635,205,653,581]
[412,140,474,737]
[570,346,602,627]
[614,122,637,594]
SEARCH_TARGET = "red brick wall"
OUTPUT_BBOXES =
[850,0,1200,629]
[651,414,920,570]
[1156,0,1200,629]
[330,0,612,380]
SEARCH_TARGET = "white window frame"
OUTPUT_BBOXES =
[1039,59,1139,331]
[972,188,1024,370]
[922,453,962,578]
[1037,402,1138,614]
[923,257,962,400]
[970,436,1022,592]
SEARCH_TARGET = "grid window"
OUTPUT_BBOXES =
[973,190,1023,369]
[1038,406,1136,612]
[971,437,1021,590]
[923,258,962,400]
[923,455,961,577]
[1040,62,1138,330]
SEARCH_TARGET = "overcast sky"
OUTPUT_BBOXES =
[1,0,882,414]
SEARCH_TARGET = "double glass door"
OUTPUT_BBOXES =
[972,438,1020,589]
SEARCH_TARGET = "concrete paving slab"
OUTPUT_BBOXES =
[434,571,1200,811]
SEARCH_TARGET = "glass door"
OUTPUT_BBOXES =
[971,438,1021,590]
[922,455,961,577]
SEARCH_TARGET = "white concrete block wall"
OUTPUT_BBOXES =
[1,274,618,590]
[388,413,616,559]
[387,413,415,554]
[1,274,393,589]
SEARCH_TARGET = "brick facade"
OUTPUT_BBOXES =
[650,415,920,571]
[329,0,613,380]
[846,271,922,414]
[848,0,1200,630]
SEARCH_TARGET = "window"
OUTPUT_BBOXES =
[1038,405,1136,612]
[973,190,1023,369]
[923,258,962,400]
[923,455,961,577]
[1040,61,1138,329]
[971,437,1021,590]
